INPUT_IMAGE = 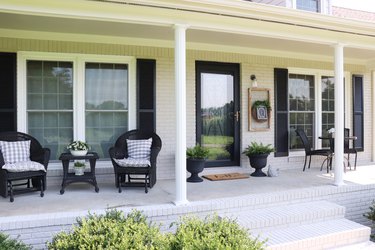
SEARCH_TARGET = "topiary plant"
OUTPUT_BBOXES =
[0,232,31,250]
[47,209,168,249]
[167,214,266,250]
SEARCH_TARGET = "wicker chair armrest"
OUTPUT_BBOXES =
[150,147,161,163]
[109,146,127,159]
[30,148,51,170]
[0,151,4,168]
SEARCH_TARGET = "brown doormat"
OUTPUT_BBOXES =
[202,172,249,181]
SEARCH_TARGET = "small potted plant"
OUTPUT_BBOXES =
[67,140,89,156]
[73,161,85,176]
[243,142,274,177]
[186,144,210,182]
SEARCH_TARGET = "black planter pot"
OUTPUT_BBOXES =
[248,153,269,177]
[186,158,205,182]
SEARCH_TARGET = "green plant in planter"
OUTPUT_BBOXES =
[186,144,209,159]
[243,142,274,156]
[73,162,85,168]
[243,142,274,177]
[252,100,271,112]
[186,144,210,182]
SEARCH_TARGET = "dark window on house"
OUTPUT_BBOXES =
[296,0,320,12]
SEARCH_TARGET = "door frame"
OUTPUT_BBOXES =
[195,61,241,167]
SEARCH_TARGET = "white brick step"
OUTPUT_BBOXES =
[254,219,371,250]
[332,241,375,249]
[227,201,345,230]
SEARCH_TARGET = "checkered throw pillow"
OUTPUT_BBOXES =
[114,157,151,168]
[126,138,152,159]
[2,161,46,172]
[0,140,31,164]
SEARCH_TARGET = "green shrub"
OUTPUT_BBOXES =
[47,209,168,250]
[48,210,265,250]
[364,201,375,240]
[168,214,266,250]
[0,232,31,250]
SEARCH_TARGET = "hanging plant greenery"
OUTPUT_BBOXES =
[252,100,271,112]
[251,100,271,122]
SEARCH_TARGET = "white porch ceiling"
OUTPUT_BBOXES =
[1,10,375,63]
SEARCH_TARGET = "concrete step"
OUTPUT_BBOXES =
[255,219,371,250]
[226,201,345,231]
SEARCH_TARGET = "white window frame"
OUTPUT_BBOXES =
[17,51,136,145]
[287,67,350,157]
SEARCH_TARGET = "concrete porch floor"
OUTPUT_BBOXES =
[1,164,375,217]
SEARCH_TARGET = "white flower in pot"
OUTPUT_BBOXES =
[67,141,89,156]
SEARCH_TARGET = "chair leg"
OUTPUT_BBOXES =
[354,153,357,170]
[40,177,44,198]
[303,155,307,171]
[118,174,122,193]
[8,180,14,202]
[308,155,312,169]
[144,174,148,193]
[347,154,352,170]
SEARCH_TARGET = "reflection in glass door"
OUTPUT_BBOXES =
[196,62,240,167]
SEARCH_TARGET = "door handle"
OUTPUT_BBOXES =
[234,111,240,122]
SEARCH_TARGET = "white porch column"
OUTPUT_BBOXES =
[174,24,189,205]
[334,44,345,186]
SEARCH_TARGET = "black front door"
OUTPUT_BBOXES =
[196,61,240,167]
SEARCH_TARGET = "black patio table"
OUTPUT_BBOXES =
[59,152,100,194]
[318,136,357,170]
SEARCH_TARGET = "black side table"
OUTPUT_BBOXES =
[59,152,100,194]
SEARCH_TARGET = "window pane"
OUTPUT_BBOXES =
[297,0,319,12]
[85,63,128,159]
[27,60,73,160]
[289,74,315,150]
[321,76,334,148]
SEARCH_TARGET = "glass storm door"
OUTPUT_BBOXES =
[196,61,240,167]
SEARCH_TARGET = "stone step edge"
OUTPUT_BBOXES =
[254,219,371,250]
[223,200,345,230]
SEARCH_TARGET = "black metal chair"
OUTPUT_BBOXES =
[295,129,333,173]
[0,131,50,202]
[109,130,162,193]
[344,128,357,170]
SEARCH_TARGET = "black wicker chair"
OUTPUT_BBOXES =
[295,129,333,173]
[109,130,162,193]
[0,131,50,202]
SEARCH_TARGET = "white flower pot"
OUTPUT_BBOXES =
[74,167,85,176]
[70,150,88,156]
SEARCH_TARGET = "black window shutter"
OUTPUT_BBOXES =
[0,52,16,132]
[137,59,156,133]
[352,74,364,151]
[274,68,289,157]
